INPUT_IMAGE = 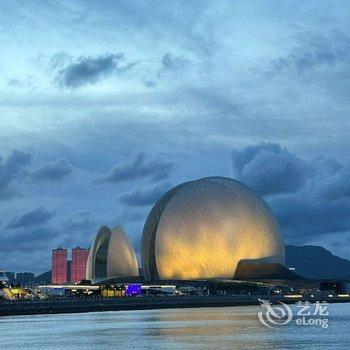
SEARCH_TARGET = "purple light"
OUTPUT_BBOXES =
[125,284,142,296]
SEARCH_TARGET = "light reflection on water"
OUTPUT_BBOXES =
[1,304,350,349]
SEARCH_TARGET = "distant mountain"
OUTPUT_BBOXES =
[285,245,350,280]
[34,270,51,284]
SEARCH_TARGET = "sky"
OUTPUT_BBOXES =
[1,0,350,274]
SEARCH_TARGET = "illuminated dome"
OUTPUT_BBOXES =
[141,176,285,281]
[86,225,139,282]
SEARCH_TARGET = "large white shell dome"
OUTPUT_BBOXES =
[141,177,285,281]
[86,225,139,282]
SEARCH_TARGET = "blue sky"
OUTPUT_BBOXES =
[1,0,350,273]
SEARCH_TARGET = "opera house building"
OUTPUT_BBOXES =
[87,176,286,283]
[141,177,285,281]
[86,225,139,283]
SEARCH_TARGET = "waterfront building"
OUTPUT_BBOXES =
[141,176,285,281]
[16,272,35,287]
[0,270,9,284]
[52,247,68,284]
[71,247,89,283]
[5,272,15,284]
[86,226,139,282]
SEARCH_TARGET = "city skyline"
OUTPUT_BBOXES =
[1,1,350,274]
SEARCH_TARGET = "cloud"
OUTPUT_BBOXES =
[6,206,56,229]
[62,211,97,231]
[231,142,307,195]
[7,77,34,89]
[0,150,31,200]
[54,53,135,88]
[0,225,59,254]
[7,79,22,87]
[33,158,74,182]
[231,142,350,242]
[118,181,172,206]
[270,32,350,75]
[317,163,350,200]
[143,53,190,87]
[112,210,145,225]
[159,53,189,76]
[270,195,350,240]
[100,152,174,183]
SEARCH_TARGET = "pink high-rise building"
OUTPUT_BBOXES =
[71,247,89,283]
[52,247,68,284]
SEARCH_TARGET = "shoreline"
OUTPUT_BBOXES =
[1,295,350,317]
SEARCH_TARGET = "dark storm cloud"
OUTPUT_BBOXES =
[33,158,74,182]
[100,152,174,183]
[317,163,350,200]
[62,211,97,231]
[54,53,135,88]
[270,195,350,240]
[6,206,56,229]
[118,181,172,207]
[0,150,31,200]
[231,142,307,195]
[232,143,350,241]
[0,226,59,253]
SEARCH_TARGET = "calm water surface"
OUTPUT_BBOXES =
[1,304,350,349]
